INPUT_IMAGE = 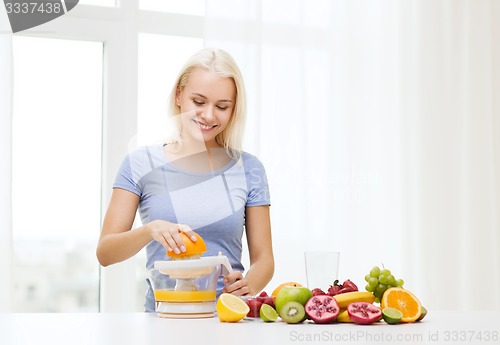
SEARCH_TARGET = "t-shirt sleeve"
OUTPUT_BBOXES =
[244,154,271,207]
[113,153,142,196]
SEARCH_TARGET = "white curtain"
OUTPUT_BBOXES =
[0,8,13,312]
[205,0,500,311]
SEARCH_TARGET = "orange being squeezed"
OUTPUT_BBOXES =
[154,289,216,302]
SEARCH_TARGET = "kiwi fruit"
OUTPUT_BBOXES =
[279,301,306,324]
[416,306,427,322]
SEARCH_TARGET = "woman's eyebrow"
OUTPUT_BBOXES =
[192,92,207,99]
[192,93,233,103]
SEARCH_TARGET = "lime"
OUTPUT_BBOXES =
[382,307,403,325]
[259,303,278,322]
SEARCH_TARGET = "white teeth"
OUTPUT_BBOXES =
[194,120,214,130]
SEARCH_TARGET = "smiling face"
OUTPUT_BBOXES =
[175,68,236,148]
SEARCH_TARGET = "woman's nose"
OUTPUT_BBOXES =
[200,105,214,121]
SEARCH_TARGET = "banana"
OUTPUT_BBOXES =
[336,309,353,323]
[333,291,375,309]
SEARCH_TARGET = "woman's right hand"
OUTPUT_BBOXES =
[147,220,197,255]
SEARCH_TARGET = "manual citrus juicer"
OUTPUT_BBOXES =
[149,232,233,318]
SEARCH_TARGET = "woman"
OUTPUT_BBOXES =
[96,48,274,312]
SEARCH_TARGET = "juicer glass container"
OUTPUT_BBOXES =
[149,255,232,318]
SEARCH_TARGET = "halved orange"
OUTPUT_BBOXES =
[271,282,303,297]
[167,232,206,259]
[381,287,422,323]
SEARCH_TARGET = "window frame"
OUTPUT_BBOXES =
[11,0,206,312]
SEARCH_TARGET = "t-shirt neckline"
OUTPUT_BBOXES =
[156,143,238,176]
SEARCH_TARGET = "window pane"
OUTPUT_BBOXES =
[140,0,205,16]
[262,0,301,24]
[12,37,103,312]
[78,0,116,7]
[205,0,258,20]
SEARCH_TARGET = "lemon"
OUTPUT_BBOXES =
[216,293,250,322]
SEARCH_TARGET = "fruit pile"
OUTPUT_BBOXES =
[245,291,275,318]
[312,279,358,296]
[216,268,427,325]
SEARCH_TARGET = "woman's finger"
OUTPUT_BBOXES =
[170,230,187,253]
[223,279,250,295]
[154,235,171,252]
[223,271,243,285]
[223,271,246,293]
[163,233,181,254]
[178,224,197,242]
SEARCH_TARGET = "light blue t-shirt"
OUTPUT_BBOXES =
[113,144,270,311]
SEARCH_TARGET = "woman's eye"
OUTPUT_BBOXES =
[217,106,229,111]
[193,99,204,105]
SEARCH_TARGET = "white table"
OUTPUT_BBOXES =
[1,311,499,345]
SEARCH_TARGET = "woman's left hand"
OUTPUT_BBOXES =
[222,271,251,296]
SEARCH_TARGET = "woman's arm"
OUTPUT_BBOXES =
[96,188,197,266]
[223,205,274,295]
[96,188,150,266]
[244,205,274,294]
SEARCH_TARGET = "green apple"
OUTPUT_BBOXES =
[275,286,313,314]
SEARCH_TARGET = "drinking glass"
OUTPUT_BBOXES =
[304,251,340,290]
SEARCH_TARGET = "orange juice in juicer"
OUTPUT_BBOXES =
[149,232,232,318]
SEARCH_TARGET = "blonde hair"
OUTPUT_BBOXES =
[166,48,246,159]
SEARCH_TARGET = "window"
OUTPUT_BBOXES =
[79,0,116,7]
[6,2,207,312]
[140,0,205,15]
[12,36,103,312]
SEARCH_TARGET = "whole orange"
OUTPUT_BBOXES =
[271,282,303,297]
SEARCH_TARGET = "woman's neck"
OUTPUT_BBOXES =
[167,137,221,156]
[163,140,230,173]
